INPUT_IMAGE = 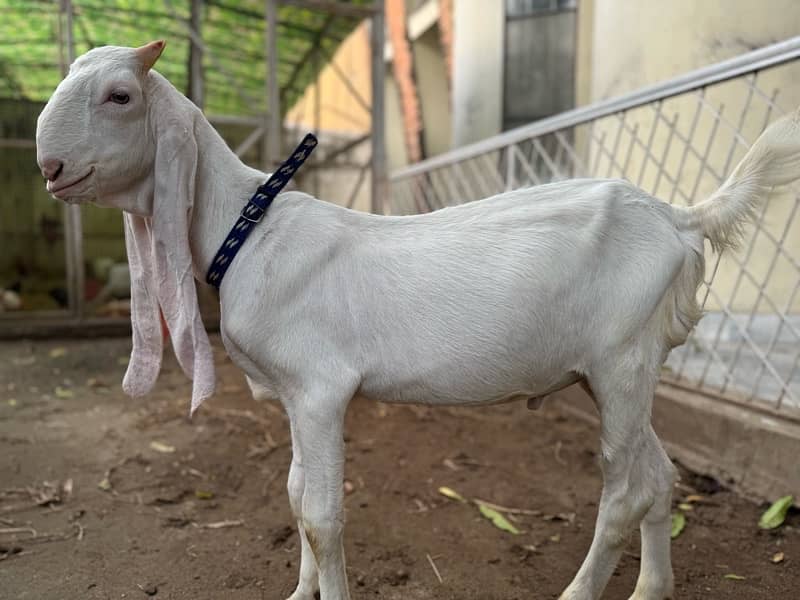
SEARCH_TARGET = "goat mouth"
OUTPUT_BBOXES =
[48,168,94,199]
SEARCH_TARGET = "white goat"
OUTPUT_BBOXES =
[36,42,800,600]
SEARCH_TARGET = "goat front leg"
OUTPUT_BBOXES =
[293,392,351,600]
[285,413,320,600]
[561,352,675,600]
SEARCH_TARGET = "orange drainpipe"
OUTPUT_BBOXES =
[438,0,454,97]
[386,0,425,163]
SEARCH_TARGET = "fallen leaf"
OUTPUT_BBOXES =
[685,494,707,503]
[116,356,129,366]
[54,387,74,399]
[477,503,520,535]
[772,552,785,564]
[723,574,746,580]
[438,486,467,503]
[97,478,112,491]
[149,441,176,454]
[49,347,67,358]
[442,458,460,471]
[671,512,686,539]
[678,503,693,511]
[759,495,794,530]
[7,399,17,407]
[195,490,214,500]
[197,519,244,529]
[549,533,560,543]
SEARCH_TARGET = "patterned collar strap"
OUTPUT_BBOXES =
[206,133,318,288]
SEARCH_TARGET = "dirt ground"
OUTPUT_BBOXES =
[1,336,798,600]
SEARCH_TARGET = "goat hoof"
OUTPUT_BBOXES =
[286,589,319,600]
[558,586,591,600]
[628,584,674,600]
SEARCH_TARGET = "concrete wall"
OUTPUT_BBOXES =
[413,26,451,158]
[283,21,401,212]
[285,23,372,136]
[385,74,409,172]
[582,0,800,103]
[577,0,800,313]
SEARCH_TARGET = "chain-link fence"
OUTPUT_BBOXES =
[389,38,800,416]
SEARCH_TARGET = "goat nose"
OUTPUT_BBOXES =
[41,159,64,182]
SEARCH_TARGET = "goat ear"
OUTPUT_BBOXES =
[136,40,166,72]
[122,214,163,398]
[122,104,215,414]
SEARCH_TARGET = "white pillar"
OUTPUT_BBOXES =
[451,0,504,147]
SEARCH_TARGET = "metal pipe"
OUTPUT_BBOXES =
[369,0,387,214]
[208,113,264,127]
[189,0,205,109]
[61,0,85,320]
[235,126,265,158]
[265,0,280,168]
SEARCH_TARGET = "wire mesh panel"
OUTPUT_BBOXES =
[389,42,800,415]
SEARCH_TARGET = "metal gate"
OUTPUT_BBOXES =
[389,38,800,419]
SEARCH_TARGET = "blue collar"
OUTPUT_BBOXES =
[206,133,318,288]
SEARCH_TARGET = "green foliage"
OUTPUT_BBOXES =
[477,502,521,535]
[758,495,794,530]
[0,0,369,115]
[670,512,686,539]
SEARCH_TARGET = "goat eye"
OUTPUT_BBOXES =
[109,92,130,104]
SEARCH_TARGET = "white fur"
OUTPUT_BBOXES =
[36,44,800,600]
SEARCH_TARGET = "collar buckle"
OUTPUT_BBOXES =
[240,202,265,223]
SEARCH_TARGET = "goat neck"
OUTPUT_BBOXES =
[183,108,269,282]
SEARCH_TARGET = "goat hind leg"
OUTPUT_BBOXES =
[560,356,671,600]
[629,428,677,600]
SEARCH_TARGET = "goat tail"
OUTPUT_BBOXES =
[679,107,800,252]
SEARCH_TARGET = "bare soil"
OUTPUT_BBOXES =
[1,336,798,600]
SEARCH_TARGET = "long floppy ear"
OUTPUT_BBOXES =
[123,114,215,414]
[122,45,215,414]
[149,119,215,414]
[121,214,163,397]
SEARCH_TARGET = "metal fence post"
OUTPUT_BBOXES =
[189,0,204,109]
[60,0,84,320]
[265,0,281,169]
[370,0,387,214]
